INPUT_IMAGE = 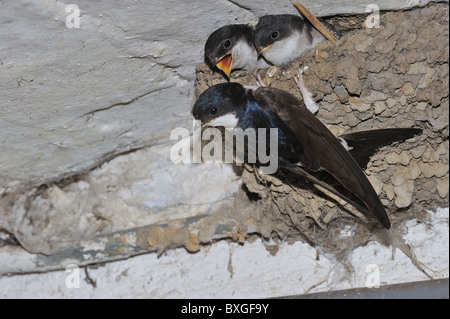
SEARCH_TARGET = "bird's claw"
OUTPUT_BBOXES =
[294,66,309,94]
[256,71,267,88]
[295,66,319,115]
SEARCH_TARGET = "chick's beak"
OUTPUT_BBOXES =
[258,44,272,57]
[216,54,233,78]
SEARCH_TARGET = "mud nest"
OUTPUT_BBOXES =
[194,4,449,249]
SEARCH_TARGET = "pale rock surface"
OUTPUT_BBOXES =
[0,0,448,298]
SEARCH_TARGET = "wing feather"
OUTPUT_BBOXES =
[254,87,391,229]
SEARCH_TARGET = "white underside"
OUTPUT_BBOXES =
[263,31,325,66]
[209,113,239,128]
[233,40,271,71]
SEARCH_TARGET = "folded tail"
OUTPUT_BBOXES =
[340,128,422,169]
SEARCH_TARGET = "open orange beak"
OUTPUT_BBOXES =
[216,54,233,78]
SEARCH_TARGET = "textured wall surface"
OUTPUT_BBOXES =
[194,3,448,271]
[0,0,448,298]
[1,0,255,258]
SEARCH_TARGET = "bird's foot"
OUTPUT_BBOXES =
[294,66,319,115]
[294,66,308,95]
[256,71,267,88]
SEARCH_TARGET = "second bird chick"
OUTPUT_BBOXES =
[254,14,340,66]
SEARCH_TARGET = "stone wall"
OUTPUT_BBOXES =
[0,0,447,278]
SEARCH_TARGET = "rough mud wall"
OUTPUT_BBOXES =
[0,1,448,275]
[195,4,449,250]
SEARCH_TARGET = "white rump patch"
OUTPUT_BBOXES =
[338,137,353,151]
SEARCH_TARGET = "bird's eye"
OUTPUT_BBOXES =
[210,107,218,115]
[223,40,231,49]
[271,31,279,39]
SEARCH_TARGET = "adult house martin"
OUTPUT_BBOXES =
[254,14,341,66]
[205,24,271,78]
[192,83,422,229]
